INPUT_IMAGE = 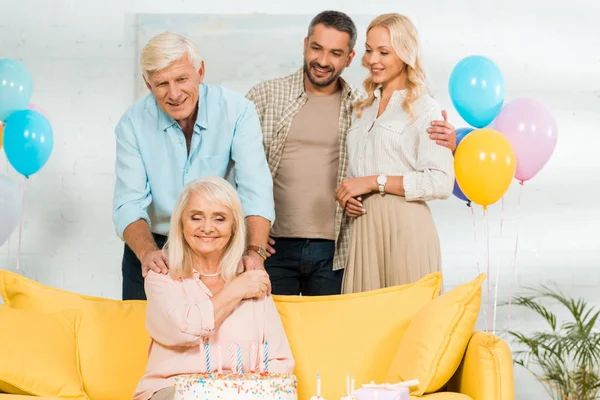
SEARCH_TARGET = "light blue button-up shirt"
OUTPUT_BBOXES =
[112,83,274,239]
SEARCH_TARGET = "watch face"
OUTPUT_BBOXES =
[377,175,387,184]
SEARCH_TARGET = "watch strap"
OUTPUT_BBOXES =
[247,245,267,261]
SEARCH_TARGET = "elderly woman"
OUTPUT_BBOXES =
[133,176,294,400]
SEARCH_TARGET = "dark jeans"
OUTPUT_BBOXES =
[122,233,168,300]
[264,237,343,296]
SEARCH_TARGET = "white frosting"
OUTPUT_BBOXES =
[174,372,297,400]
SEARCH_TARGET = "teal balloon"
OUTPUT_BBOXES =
[0,59,33,121]
[3,110,53,178]
[449,55,505,128]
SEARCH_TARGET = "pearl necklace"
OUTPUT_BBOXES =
[198,270,220,277]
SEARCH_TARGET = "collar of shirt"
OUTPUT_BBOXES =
[156,83,210,133]
[374,85,408,101]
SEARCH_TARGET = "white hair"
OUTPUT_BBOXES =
[140,32,202,80]
[165,176,246,282]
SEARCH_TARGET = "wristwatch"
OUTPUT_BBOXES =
[247,245,268,261]
[377,174,388,195]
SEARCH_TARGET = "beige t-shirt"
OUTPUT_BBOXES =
[270,90,342,239]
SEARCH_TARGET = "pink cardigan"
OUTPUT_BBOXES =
[133,270,295,400]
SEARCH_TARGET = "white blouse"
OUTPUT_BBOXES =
[346,88,454,202]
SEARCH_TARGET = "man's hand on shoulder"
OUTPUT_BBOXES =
[427,110,457,152]
[141,249,169,277]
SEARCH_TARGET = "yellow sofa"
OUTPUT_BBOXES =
[0,270,514,400]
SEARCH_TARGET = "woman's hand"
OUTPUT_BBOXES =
[335,177,375,208]
[229,270,271,300]
[344,196,365,217]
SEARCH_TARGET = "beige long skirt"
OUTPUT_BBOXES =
[341,193,442,294]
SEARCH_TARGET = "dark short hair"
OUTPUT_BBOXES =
[307,10,357,51]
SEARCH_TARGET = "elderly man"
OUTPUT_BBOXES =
[113,32,273,300]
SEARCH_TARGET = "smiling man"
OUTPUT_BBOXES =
[113,32,274,300]
[246,10,457,296]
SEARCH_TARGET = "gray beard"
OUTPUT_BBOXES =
[303,63,343,88]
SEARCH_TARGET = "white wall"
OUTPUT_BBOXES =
[1,1,599,398]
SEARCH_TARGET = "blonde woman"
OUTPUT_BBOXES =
[134,176,294,400]
[334,14,454,293]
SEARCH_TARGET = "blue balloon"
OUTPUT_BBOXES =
[0,59,33,121]
[452,127,475,204]
[453,180,470,204]
[3,110,53,178]
[449,55,505,128]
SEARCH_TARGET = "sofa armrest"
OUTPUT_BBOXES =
[447,331,514,400]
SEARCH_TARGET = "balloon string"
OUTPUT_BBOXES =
[492,237,502,336]
[484,206,491,333]
[473,204,488,332]
[500,196,505,235]
[16,177,26,273]
[506,181,524,336]
[471,204,480,275]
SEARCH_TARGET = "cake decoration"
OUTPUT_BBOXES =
[310,372,326,400]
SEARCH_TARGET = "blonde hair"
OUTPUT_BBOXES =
[140,32,202,80]
[354,14,426,120]
[165,176,246,282]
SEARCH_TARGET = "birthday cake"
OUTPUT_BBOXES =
[352,386,409,400]
[174,372,298,400]
[349,380,415,400]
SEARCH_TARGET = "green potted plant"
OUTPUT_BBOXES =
[508,284,600,400]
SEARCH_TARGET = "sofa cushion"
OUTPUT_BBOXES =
[387,273,484,396]
[0,306,88,400]
[447,331,515,400]
[0,395,62,400]
[0,271,148,400]
[273,272,442,400]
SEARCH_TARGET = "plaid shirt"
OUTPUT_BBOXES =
[245,68,365,271]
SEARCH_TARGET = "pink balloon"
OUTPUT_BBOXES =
[493,98,557,182]
[27,103,49,120]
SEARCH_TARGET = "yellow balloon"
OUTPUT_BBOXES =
[0,122,3,148]
[454,128,516,209]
